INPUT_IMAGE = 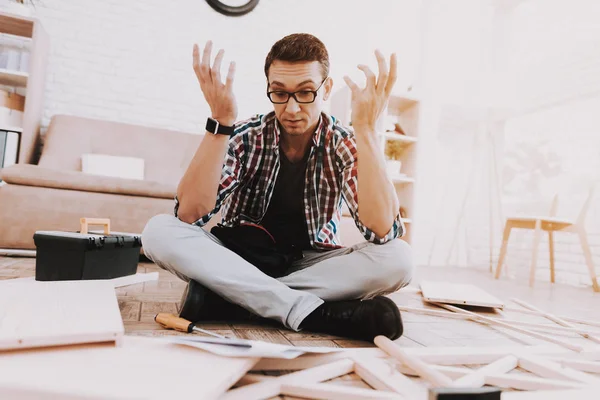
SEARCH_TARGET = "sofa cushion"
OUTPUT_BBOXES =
[38,115,203,185]
[82,153,145,180]
[0,164,176,199]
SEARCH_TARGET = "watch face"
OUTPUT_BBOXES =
[206,118,218,134]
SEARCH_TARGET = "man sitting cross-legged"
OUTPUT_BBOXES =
[142,33,414,342]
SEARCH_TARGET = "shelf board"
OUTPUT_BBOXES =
[380,132,417,144]
[390,175,415,184]
[0,68,28,87]
[0,12,35,38]
[0,125,22,133]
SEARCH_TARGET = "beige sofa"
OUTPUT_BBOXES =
[0,115,204,249]
[0,115,365,250]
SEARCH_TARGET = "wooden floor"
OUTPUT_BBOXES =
[2,255,599,397]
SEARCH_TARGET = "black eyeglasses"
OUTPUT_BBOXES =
[267,79,327,104]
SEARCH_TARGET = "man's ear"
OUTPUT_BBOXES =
[323,77,333,101]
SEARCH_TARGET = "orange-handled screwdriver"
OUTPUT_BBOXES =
[154,313,225,338]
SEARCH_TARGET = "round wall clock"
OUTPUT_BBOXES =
[206,0,259,16]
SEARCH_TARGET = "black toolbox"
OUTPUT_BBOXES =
[33,230,142,281]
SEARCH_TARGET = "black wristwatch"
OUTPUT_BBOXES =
[206,117,235,136]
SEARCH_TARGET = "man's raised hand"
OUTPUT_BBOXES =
[193,41,237,126]
[343,50,397,132]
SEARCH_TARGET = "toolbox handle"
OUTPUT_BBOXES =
[80,218,111,235]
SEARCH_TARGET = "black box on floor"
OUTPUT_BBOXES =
[429,387,501,400]
[33,231,142,281]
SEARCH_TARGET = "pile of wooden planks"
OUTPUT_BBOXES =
[1,277,599,399]
[0,276,257,399]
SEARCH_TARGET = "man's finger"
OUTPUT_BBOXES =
[193,44,200,70]
[212,49,224,84]
[192,44,205,85]
[357,65,376,90]
[384,53,398,96]
[375,49,388,95]
[225,61,236,90]
[343,76,360,94]
[201,41,213,83]
[192,44,200,69]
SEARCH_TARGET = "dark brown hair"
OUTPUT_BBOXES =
[264,33,329,80]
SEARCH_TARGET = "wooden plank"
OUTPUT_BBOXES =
[222,359,355,400]
[503,306,600,328]
[452,355,519,387]
[252,349,384,371]
[0,68,28,87]
[435,303,584,352]
[395,364,584,391]
[0,336,258,399]
[280,382,404,399]
[398,305,600,335]
[354,357,425,398]
[0,280,123,351]
[374,336,454,387]
[406,345,568,365]
[548,358,600,373]
[517,354,600,385]
[511,298,600,344]
[251,345,585,371]
[0,12,34,37]
[396,363,471,378]
[420,281,504,308]
[501,388,600,399]
[485,373,584,391]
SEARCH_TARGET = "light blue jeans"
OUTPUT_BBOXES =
[142,214,413,331]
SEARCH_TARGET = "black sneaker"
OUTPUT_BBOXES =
[178,279,259,323]
[300,296,403,342]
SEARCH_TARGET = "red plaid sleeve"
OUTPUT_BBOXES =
[337,135,404,243]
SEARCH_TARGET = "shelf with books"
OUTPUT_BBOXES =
[0,10,48,164]
[0,128,21,173]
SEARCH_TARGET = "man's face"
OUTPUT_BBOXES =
[267,60,332,136]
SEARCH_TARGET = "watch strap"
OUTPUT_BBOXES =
[206,118,235,136]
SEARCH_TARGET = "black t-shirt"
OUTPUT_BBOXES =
[260,146,312,251]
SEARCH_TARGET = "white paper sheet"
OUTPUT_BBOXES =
[169,336,342,359]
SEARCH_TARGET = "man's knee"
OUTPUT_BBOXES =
[141,214,179,262]
[377,239,414,291]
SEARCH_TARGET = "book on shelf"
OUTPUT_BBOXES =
[0,130,19,175]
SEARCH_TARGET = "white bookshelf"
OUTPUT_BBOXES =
[330,87,420,243]
[0,11,49,164]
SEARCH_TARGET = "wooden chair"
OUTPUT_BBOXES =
[494,186,599,292]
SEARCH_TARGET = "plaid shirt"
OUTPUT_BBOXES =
[175,111,404,250]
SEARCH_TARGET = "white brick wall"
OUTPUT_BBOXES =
[31,0,423,134]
